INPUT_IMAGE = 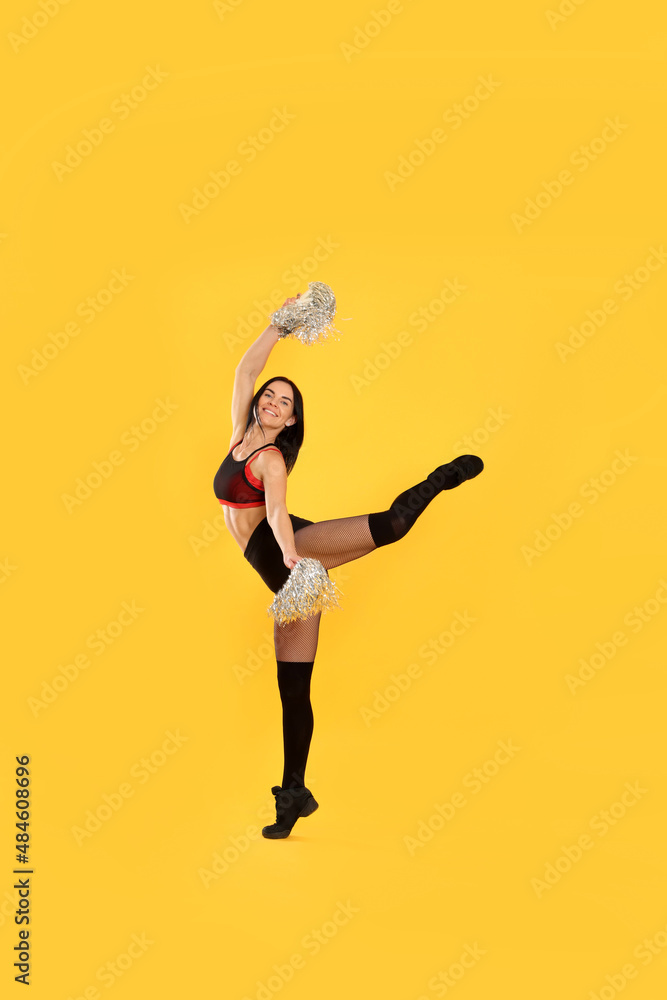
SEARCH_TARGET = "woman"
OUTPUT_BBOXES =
[214,295,484,839]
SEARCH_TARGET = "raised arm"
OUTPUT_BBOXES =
[230,296,300,437]
[230,325,279,434]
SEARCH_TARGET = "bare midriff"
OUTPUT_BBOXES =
[222,503,267,552]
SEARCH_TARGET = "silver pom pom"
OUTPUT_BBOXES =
[270,281,340,345]
[268,558,343,625]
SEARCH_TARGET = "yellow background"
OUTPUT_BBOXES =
[2,1,667,997]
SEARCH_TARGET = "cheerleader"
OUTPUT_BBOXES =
[214,293,483,838]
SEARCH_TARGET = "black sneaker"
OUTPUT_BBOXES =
[427,455,484,490]
[262,785,319,839]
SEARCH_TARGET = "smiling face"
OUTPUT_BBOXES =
[257,380,296,430]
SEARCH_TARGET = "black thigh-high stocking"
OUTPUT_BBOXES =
[274,612,321,790]
[277,660,314,789]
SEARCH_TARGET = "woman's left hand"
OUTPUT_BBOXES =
[283,551,303,570]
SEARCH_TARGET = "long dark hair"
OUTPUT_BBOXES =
[244,376,304,475]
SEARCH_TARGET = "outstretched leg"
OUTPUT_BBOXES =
[293,513,377,570]
[292,455,483,569]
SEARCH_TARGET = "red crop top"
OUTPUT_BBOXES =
[213,440,282,508]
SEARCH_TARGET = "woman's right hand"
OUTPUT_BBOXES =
[279,293,301,309]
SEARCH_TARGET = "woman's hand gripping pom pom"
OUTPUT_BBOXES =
[269,281,340,345]
[267,558,343,625]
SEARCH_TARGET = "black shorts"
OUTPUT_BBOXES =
[243,514,314,594]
